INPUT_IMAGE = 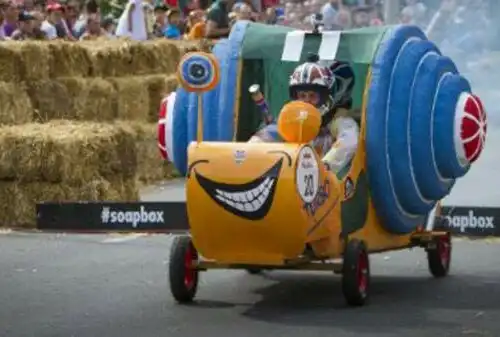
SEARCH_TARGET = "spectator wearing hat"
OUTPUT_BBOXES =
[11,11,35,40]
[41,3,63,39]
[163,8,181,39]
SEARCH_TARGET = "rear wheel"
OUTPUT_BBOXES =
[169,235,199,303]
[341,239,370,306]
[427,233,451,278]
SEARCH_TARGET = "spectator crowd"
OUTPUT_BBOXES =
[0,0,495,57]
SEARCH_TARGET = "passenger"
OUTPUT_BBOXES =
[249,54,359,174]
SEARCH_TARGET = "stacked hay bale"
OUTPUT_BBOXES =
[0,39,209,227]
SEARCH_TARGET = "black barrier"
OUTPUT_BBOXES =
[36,202,189,232]
[36,202,500,237]
[438,206,500,237]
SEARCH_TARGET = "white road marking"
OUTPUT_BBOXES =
[101,233,148,244]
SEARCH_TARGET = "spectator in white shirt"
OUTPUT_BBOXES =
[41,3,63,39]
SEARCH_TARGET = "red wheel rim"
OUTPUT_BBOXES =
[357,251,368,297]
[438,236,451,268]
[183,244,197,289]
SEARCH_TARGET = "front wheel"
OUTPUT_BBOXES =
[169,235,199,303]
[427,234,451,278]
[341,239,370,306]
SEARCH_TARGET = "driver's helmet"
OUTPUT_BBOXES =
[289,56,334,118]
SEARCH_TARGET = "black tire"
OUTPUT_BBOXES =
[245,268,262,275]
[427,233,451,278]
[342,239,370,306]
[169,235,199,304]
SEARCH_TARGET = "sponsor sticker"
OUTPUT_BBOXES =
[444,210,495,234]
[303,178,330,216]
[101,206,165,228]
[234,150,246,164]
[296,146,320,203]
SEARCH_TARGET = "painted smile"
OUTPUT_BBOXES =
[194,158,283,220]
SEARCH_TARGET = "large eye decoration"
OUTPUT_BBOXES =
[177,52,220,93]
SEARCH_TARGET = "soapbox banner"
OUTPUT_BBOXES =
[438,206,500,237]
[36,202,189,232]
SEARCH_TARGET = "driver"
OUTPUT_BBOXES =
[249,54,359,174]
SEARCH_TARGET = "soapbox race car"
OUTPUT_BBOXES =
[159,22,487,306]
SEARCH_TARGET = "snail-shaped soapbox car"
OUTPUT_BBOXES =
[160,22,487,306]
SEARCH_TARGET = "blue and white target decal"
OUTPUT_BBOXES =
[177,52,220,93]
[366,25,485,234]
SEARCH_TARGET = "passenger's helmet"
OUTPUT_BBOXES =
[289,54,334,116]
[329,60,355,109]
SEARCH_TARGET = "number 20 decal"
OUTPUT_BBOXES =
[304,174,314,197]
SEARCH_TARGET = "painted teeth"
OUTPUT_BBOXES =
[214,178,275,212]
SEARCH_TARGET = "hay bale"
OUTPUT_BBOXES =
[59,77,116,121]
[7,42,51,81]
[0,178,139,228]
[128,42,168,75]
[85,39,199,77]
[126,122,176,183]
[48,41,92,78]
[143,74,178,122]
[0,82,33,125]
[29,78,116,122]
[108,77,149,121]
[0,121,137,183]
[0,43,23,82]
[130,40,181,74]
[28,80,72,121]
[86,41,134,77]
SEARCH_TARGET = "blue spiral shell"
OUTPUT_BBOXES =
[366,25,472,234]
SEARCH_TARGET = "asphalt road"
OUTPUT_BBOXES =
[1,231,499,337]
